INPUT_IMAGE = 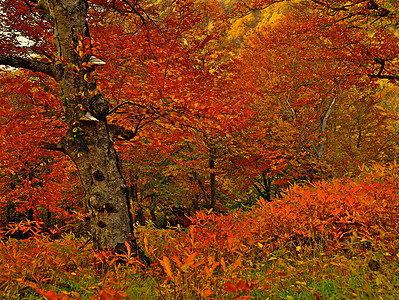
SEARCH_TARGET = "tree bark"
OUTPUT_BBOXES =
[39,0,132,249]
[59,124,132,249]
[209,147,216,210]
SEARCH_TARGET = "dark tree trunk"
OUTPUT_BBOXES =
[209,148,216,210]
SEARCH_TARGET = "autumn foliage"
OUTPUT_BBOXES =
[0,71,82,231]
[1,0,399,298]
[3,162,398,298]
[131,162,399,298]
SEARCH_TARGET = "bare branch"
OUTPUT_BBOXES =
[370,58,399,80]
[370,73,399,80]
[108,101,148,115]
[122,0,147,25]
[0,55,58,79]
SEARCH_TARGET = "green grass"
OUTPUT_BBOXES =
[243,252,399,300]
[2,253,398,299]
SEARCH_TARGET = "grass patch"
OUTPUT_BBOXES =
[245,253,399,300]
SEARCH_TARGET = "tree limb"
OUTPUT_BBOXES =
[108,124,137,140]
[370,73,399,80]
[108,101,148,115]
[41,141,65,152]
[191,171,209,204]
[370,58,399,80]
[0,55,58,79]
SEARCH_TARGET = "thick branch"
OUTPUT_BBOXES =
[192,171,209,204]
[41,141,65,152]
[0,55,58,79]
[370,58,399,80]
[108,124,137,140]
[370,74,399,80]
[373,58,385,77]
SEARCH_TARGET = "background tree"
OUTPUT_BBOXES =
[231,0,399,184]
[0,71,82,232]
[92,0,256,216]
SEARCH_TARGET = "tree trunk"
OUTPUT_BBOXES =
[45,0,132,249]
[60,123,132,249]
[209,147,216,210]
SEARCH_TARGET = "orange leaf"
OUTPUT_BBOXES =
[99,290,113,300]
[264,269,273,275]
[183,252,197,268]
[160,256,174,279]
[236,279,249,294]
[172,255,183,268]
[227,234,234,249]
[230,256,242,272]
[31,285,61,300]
[124,241,131,257]
[204,265,211,277]
[144,236,149,253]
[202,288,212,297]
[220,257,226,271]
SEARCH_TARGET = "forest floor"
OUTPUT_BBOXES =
[0,232,398,299]
[1,165,399,299]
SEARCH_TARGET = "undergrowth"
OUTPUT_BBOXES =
[1,163,399,299]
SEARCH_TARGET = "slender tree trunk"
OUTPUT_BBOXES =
[317,96,336,157]
[209,147,216,210]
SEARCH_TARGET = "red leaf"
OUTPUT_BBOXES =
[223,281,238,294]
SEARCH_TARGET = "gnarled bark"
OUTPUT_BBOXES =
[61,123,132,248]
[46,0,132,249]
